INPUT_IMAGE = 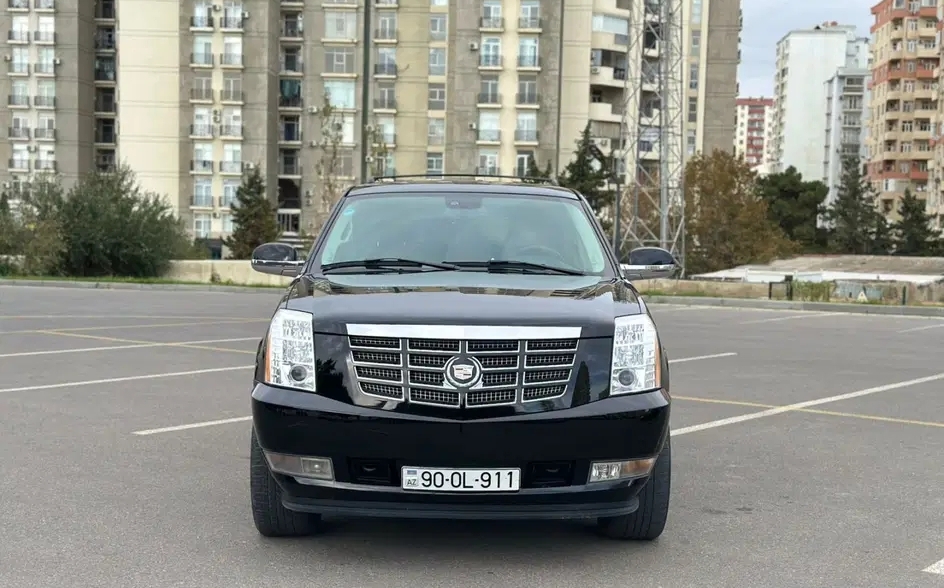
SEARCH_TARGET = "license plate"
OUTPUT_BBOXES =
[401,467,521,492]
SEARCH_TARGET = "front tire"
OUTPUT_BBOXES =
[596,435,671,541]
[250,428,322,537]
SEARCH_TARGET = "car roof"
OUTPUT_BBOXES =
[344,178,581,200]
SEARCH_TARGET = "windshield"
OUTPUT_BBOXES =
[316,192,610,274]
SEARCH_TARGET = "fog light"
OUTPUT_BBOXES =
[588,458,656,483]
[264,451,334,481]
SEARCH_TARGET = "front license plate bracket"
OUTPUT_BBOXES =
[400,467,522,493]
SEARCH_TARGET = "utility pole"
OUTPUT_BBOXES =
[358,0,372,183]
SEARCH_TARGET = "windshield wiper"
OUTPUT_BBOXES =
[448,260,586,276]
[321,258,461,273]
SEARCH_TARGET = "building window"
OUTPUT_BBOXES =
[481,75,499,102]
[324,80,356,109]
[429,14,446,40]
[690,0,702,23]
[193,178,213,207]
[481,36,502,66]
[324,46,354,73]
[690,31,700,56]
[518,37,539,67]
[515,152,533,177]
[477,149,499,174]
[222,179,240,207]
[515,111,537,141]
[324,11,357,39]
[429,47,446,75]
[426,152,444,173]
[688,97,697,122]
[478,111,501,141]
[428,83,446,110]
[377,13,397,39]
[428,118,445,145]
[193,213,211,238]
[689,63,699,89]
[519,0,540,27]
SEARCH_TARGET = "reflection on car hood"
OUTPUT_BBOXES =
[282,272,642,338]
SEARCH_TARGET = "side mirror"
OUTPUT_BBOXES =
[620,246,679,280]
[251,242,303,277]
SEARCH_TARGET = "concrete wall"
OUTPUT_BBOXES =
[164,260,944,304]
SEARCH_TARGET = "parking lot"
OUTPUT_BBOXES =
[1,283,942,588]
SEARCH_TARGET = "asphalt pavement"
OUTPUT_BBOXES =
[1,285,942,588]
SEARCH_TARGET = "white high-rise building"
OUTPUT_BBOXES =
[769,22,870,181]
[824,68,870,208]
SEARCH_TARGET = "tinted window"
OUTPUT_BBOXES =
[318,192,608,274]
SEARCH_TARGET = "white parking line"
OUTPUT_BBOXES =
[898,322,944,334]
[672,371,944,437]
[130,352,740,436]
[0,337,258,358]
[739,312,840,324]
[0,365,254,395]
[668,352,737,364]
[924,557,944,575]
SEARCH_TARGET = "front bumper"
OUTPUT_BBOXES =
[252,384,670,520]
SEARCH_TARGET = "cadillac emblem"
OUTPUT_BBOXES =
[443,356,483,388]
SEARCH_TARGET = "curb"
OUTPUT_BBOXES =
[0,279,284,294]
[643,295,944,318]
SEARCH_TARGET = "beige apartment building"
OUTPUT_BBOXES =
[867,0,939,225]
[2,0,739,251]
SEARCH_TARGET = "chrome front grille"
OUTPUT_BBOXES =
[348,332,578,408]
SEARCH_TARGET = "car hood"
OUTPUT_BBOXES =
[282,272,642,338]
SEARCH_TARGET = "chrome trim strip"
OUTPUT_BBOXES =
[292,476,637,494]
[347,324,582,340]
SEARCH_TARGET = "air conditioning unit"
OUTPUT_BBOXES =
[308,140,318,147]
[3,55,10,62]
[242,11,249,18]
[212,211,220,218]
[307,106,319,114]
[212,4,221,10]
[591,66,599,73]
[53,57,60,65]
[468,122,477,130]
[365,155,375,163]
[469,42,479,51]
[243,162,254,169]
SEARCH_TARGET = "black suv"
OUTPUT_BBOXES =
[248,175,678,540]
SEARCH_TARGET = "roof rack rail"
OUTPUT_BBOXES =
[367,173,559,186]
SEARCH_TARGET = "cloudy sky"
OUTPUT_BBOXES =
[737,0,874,97]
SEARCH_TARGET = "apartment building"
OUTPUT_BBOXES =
[4,0,741,252]
[932,0,944,230]
[824,67,870,208]
[867,0,938,222]
[734,96,773,168]
[770,22,870,181]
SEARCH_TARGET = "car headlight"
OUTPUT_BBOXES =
[263,309,316,393]
[611,314,661,395]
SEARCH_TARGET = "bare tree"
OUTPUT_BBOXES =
[310,92,394,233]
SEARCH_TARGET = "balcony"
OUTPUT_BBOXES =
[8,158,29,171]
[374,97,397,110]
[94,2,115,18]
[94,129,116,143]
[8,0,28,8]
[516,92,540,106]
[477,92,501,106]
[375,63,398,76]
[8,94,30,107]
[281,58,304,74]
[480,17,502,30]
[34,128,55,140]
[220,52,243,66]
[94,33,116,50]
[479,54,502,68]
[517,55,540,69]
[219,15,244,29]
[9,62,29,74]
[220,161,242,173]
[190,15,213,28]
[8,127,29,139]
[475,166,500,176]
[221,89,243,102]
[515,129,539,142]
[376,133,396,145]
[34,95,55,107]
[191,88,214,101]
[35,62,55,74]
[34,159,56,171]
[33,31,55,42]
[476,129,500,142]
[192,194,215,208]
[281,22,303,38]
[190,52,213,66]
[95,153,115,171]
[374,28,397,41]
[34,0,54,8]
[280,127,302,142]
[279,162,302,176]
[279,95,303,108]
[94,67,116,82]
[220,124,242,137]
[190,124,214,138]
[518,17,542,30]
[7,30,29,42]
[190,159,214,173]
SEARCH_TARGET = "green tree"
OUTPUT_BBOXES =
[820,156,887,254]
[521,156,553,183]
[891,188,940,256]
[756,166,828,251]
[684,149,798,274]
[557,122,610,214]
[223,165,280,259]
[56,164,191,277]
[15,174,68,275]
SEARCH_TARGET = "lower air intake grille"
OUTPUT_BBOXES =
[348,333,577,408]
